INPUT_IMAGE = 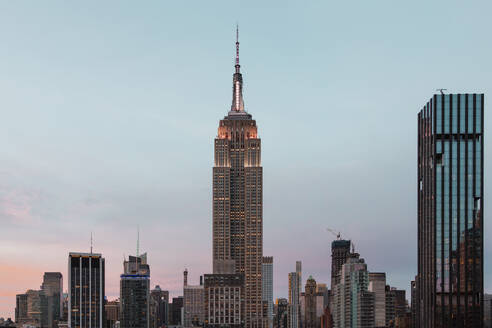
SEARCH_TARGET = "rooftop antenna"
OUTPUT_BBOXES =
[90,231,93,254]
[436,88,447,95]
[136,225,140,257]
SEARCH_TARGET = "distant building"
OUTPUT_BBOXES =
[16,293,28,323]
[203,273,243,327]
[319,306,332,328]
[275,298,288,328]
[170,297,183,326]
[416,93,484,327]
[26,289,49,328]
[385,286,406,327]
[288,261,302,328]
[105,300,120,328]
[330,240,351,290]
[149,286,168,328]
[68,252,105,328]
[120,253,150,328]
[183,269,204,327]
[0,318,15,328]
[368,273,386,327]
[42,272,63,328]
[332,256,375,328]
[262,257,274,328]
[304,277,318,328]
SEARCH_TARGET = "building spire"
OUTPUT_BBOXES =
[231,24,245,113]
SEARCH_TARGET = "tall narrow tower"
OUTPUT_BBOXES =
[213,27,263,327]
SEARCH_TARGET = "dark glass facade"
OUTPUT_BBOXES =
[69,253,105,328]
[331,240,351,289]
[417,93,484,327]
[120,276,150,328]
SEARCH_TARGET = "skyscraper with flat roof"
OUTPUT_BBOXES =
[42,272,63,328]
[331,240,351,290]
[68,252,105,328]
[212,27,263,327]
[417,93,484,327]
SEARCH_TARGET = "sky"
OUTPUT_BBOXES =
[1,0,492,319]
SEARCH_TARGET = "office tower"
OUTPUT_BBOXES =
[330,240,351,289]
[170,297,183,326]
[104,300,119,328]
[212,28,263,327]
[150,286,169,328]
[204,273,244,327]
[183,269,204,327]
[484,294,492,328]
[385,286,406,327]
[275,299,288,328]
[42,272,63,328]
[262,257,274,328]
[368,273,386,327]
[120,253,150,328]
[15,294,28,324]
[332,256,375,328]
[26,289,49,328]
[417,93,484,327]
[288,270,300,328]
[304,277,318,328]
[68,252,105,328]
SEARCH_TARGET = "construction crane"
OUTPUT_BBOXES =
[326,228,341,240]
[326,228,356,253]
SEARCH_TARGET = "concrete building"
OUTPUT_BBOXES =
[149,286,169,328]
[170,297,183,326]
[203,273,243,327]
[304,277,318,328]
[120,253,150,328]
[16,293,28,324]
[183,269,204,327]
[68,252,105,328]
[416,93,484,327]
[262,257,274,328]
[484,294,492,328]
[42,272,63,328]
[212,27,263,327]
[368,273,385,328]
[104,300,119,328]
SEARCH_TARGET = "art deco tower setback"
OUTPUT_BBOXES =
[213,28,263,327]
[416,93,484,328]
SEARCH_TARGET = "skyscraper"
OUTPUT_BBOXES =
[68,252,105,328]
[288,262,302,328]
[262,257,273,328]
[42,272,63,328]
[212,27,263,327]
[416,93,484,327]
[368,273,386,328]
[120,253,150,328]
[330,240,351,290]
[149,286,169,328]
[304,276,318,328]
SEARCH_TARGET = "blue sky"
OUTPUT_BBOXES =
[1,0,492,318]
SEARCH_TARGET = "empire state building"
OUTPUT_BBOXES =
[213,29,264,327]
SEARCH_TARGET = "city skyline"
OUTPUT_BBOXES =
[1,0,492,322]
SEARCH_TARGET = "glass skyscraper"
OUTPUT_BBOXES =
[416,93,484,327]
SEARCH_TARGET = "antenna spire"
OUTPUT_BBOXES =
[236,24,240,68]
[90,232,93,254]
[136,226,140,257]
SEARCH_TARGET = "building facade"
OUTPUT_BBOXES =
[275,299,288,328]
[262,257,273,328]
[368,273,385,328]
[203,273,244,327]
[288,268,301,328]
[183,270,204,327]
[120,253,150,328]
[149,286,169,328]
[417,93,484,327]
[68,252,105,328]
[212,28,263,327]
[304,277,318,328]
[104,300,119,328]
